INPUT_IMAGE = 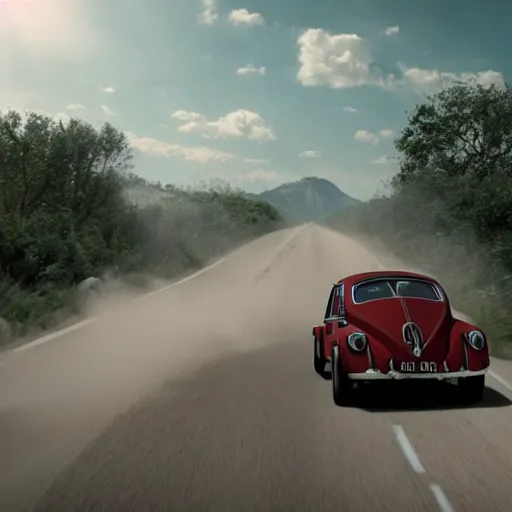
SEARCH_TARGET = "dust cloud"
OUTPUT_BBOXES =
[1,224,385,415]
[0,223,400,511]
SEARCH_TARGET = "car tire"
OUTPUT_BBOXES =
[331,345,352,406]
[314,335,330,379]
[458,375,485,403]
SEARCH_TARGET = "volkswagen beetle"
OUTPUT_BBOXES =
[312,270,490,406]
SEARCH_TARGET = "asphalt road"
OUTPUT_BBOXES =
[2,224,512,512]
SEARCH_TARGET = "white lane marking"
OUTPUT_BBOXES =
[13,319,96,353]
[136,255,228,301]
[393,424,455,512]
[430,483,455,512]
[489,370,512,393]
[12,255,230,353]
[392,425,426,474]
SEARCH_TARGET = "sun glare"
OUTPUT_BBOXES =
[0,0,95,54]
[1,0,33,8]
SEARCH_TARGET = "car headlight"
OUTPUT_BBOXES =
[347,332,368,352]
[466,330,485,350]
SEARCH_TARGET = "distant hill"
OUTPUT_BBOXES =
[257,177,362,222]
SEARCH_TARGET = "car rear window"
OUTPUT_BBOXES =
[353,279,442,303]
[353,281,394,303]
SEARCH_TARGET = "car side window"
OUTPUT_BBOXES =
[336,284,345,317]
[324,287,335,320]
[325,284,344,319]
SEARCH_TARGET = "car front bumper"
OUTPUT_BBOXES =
[346,367,489,381]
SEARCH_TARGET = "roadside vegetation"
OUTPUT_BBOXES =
[328,81,512,356]
[0,110,283,343]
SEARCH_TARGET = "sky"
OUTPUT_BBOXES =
[0,0,509,200]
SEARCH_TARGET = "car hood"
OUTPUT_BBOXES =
[349,297,451,359]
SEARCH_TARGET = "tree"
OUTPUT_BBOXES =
[0,112,133,219]
[393,81,512,187]
[0,111,134,286]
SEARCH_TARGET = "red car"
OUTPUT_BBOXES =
[312,270,490,406]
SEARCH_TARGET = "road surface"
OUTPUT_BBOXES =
[2,224,512,512]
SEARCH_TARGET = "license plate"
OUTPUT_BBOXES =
[399,361,437,373]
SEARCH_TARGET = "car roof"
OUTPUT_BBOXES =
[336,270,439,288]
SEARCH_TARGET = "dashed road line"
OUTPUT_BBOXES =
[393,424,455,512]
[392,424,426,474]
[430,483,455,512]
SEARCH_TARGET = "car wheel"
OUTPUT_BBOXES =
[313,336,330,379]
[458,375,485,403]
[331,345,352,406]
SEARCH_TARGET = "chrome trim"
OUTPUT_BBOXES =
[462,339,469,371]
[324,316,343,322]
[347,332,367,352]
[402,321,424,357]
[466,330,485,351]
[315,337,321,358]
[367,344,375,369]
[351,277,445,305]
[347,367,488,381]
[338,283,345,316]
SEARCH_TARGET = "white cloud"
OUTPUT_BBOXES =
[343,106,358,113]
[101,104,118,116]
[198,0,218,25]
[244,170,280,183]
[384,26,400,36]
[371,156,391,165]
[171,110,203,122]
[54,112,70,124]
[66,104,85,110]
[236,65,266,76]
[297,29,390,89]
[244,158,270,165]
[171,109,276,141]
[354,129,393,145]
[100,86,116,94]
[228,9,265,26]
[296,28,504,93]
[354,130,379,145]
[299,150,320,158]
[401,66,505,91]
[125,132,236,163]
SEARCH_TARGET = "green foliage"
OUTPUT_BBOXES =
[328,80,512,356]
[0,110,283,340]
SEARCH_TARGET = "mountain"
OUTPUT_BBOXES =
[257,177,362,222]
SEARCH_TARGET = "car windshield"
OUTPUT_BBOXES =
[353,279,441,303]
